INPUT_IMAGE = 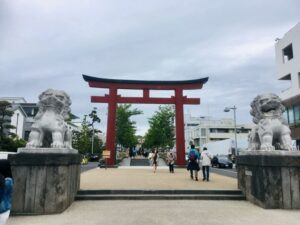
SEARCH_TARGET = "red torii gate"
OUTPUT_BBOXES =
[83,74,208,166]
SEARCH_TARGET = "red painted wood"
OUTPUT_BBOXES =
[91,96,200,105]
[143,89,149,98]
[88,81,203,90]
[106,88,117,165]
[175,88,186,166]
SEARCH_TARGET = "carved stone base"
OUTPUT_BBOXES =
[237,150,300,209]
[8,150,81,215]
[18,147,78,154]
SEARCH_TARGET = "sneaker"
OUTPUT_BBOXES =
[202,178,206,181]
[190,176,194,180]
[195,178,198,181]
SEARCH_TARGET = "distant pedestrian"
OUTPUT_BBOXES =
[201,147,212,181]
[167,151,176,173]
[149,148,159,173]
[0,160,13,225]
[129,147,134,158]
[187,144,200,181]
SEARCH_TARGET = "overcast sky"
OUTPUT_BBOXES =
[0,0,299,135]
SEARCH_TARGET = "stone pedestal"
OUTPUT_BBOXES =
[8,149,81,215]
[237,150,300,209]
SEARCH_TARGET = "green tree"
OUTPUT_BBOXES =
[72,115,90,154]
[116,104,142,149]
[72,114,103,155]
[88,107,101,154]
[144,105,175,149]
[0,101,26,151]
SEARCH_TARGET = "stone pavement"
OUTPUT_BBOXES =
[80,167,237,190]
[8,200,300,225]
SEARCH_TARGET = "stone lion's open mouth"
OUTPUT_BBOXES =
[261,101,280,113]
[262,107,276,113]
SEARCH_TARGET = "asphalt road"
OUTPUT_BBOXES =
[211,167,237,178]
[81,162,99,173]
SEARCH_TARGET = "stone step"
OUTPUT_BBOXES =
[130,158,150,166]
[77,189,242,195]
[75,194,245,201]
[75,189,245,201]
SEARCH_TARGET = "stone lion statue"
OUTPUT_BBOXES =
[26,89,72,149]
[248,93,293,151]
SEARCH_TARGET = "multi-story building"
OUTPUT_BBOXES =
[275,22,300,145]
[184,114,252,149]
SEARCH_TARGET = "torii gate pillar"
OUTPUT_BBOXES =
[83,75,208,166]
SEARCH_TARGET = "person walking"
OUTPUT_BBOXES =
[167,151,176,173]
[0,160,13,225]
[187,144,200,181]
[201,147,212,181]
[149,148,159,173]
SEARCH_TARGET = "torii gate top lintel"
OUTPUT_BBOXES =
[83,74,209,166]
[83,74,208,90]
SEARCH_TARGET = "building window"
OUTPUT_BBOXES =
[200,138,207,145]
[294,105,300,124]
[288,107,295,124]
[201,128,206,136]
[24,131,31,141]
[282,44,293,63]
[283,111,288,123]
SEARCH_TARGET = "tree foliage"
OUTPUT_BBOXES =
[143,105,175,149]
[0,101,21,151]
[0,137,26,152]
[72,111,102,155]
[116,104,142,149]
[0,101,15,141]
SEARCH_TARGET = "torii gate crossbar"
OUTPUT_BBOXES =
[83,74,208,166]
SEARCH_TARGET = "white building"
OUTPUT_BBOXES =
[275,22,300,144]
[10,105,27,138]
[184,114,253,149]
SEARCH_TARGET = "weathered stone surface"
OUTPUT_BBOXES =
[248,93,293,151]
[18,148,78,154]
[237,150,300,209]
[26,89,73,149]
[8,152,81,215]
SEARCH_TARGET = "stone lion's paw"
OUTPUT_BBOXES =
[51,141,65,148]
[260,143,275,151]
[26,140,40,148]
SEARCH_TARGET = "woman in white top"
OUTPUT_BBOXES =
[201,147,212,181]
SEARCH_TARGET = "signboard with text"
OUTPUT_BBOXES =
[102,150,111,159]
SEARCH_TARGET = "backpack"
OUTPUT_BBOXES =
[189,151,197,162]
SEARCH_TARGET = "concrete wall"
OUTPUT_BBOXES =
[275,23,300,100]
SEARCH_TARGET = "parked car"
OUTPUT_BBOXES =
[211,155,233,168]
[89,154,100,162]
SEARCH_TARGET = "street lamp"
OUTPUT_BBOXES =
[224,106,238,158]
[90,107,98,155]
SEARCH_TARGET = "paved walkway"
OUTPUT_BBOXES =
[118,157,167,167]
[80,167,238,190]
[8,200,300,225]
